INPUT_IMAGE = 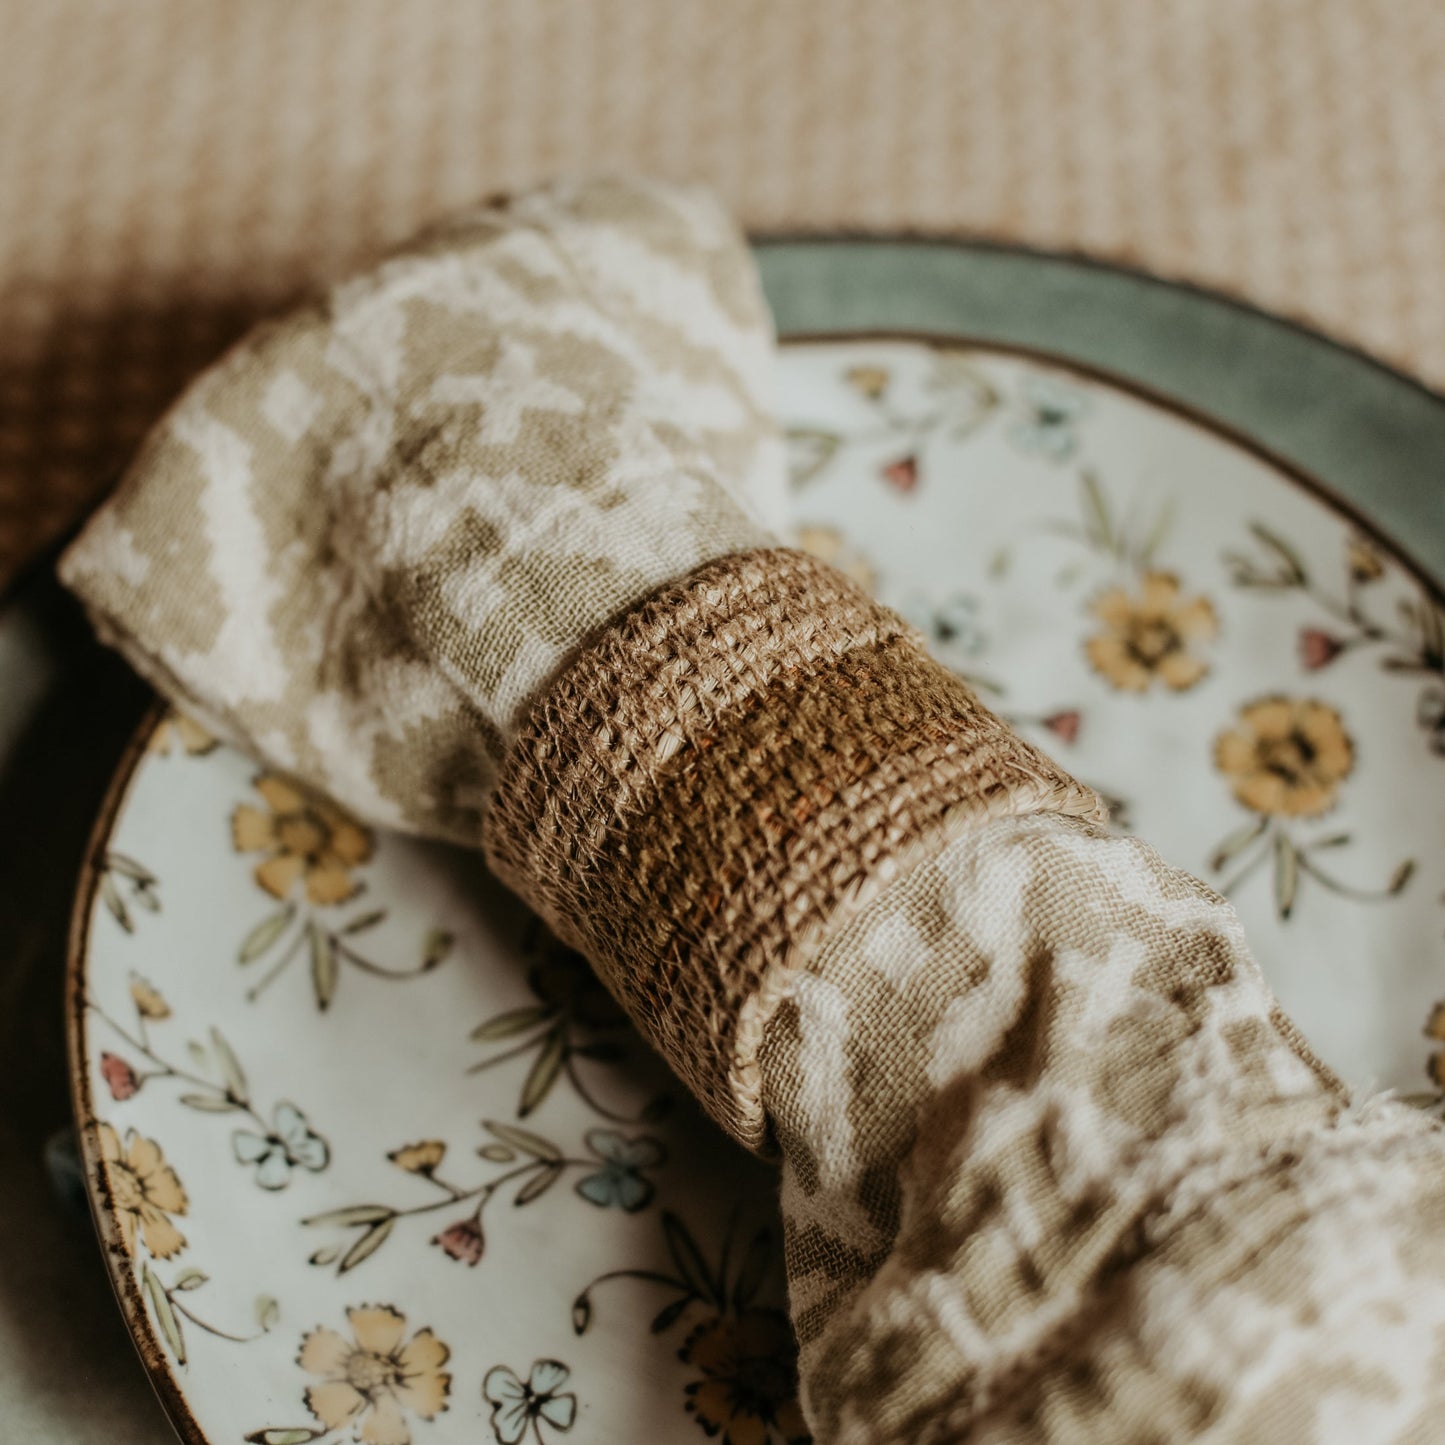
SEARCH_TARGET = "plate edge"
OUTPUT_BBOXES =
[62,699,212,1445]
[780,329,1445,616]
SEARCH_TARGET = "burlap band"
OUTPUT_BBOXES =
[483,547,1105,1147]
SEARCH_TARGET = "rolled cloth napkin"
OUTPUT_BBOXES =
[61,179,1445,1444]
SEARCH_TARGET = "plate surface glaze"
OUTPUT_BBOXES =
[71,248,1445,1445]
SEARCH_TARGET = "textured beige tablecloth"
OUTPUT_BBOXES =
[2,0,1444,595]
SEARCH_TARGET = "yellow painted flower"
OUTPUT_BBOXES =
[300,1305,451,1445]
[682,1309,810,1445]
[233,775,374,906]
[1085,571,1218,693]
[129,973,171,1020]
[1215,696,1355,818]
[1425,1002,1445,1089]
[795,524,877,594]
[387,1140,446,1176]
[844,364,889,400]
[149,713,218,756]
[1347,536,1385,584]
[98,1123,188,1259]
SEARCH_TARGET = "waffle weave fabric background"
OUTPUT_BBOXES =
[2,0,1444,593]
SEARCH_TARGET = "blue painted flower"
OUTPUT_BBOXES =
[900,590,987,659]
[484,1359,577,1443]
[232,1102,329,1190]
[1008,374,1088,461]
[574,1128,664,1212]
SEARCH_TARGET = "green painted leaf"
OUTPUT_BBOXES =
[340,909,387,936]
[662,1212,716,1306]
[1079,471,1113,550]
[255,1295,280,1331]
[309,923,338,1011]
[339,1218,394,1274]
[1208,817,1267,872]
[477,1144,516,1163]
[308,1245,342,1267]
[100,874,132,933]
[106,852,157,885]
[172,1268,208,1291]
[142,1265,186,1365]
[519,1029,566,1117]
[238,905,295,963]
[650,1296,691,1334]
[302,1204,395,1229]
[731,1227,774,1310]
[571,1295,592,1335]
[210,1026,248,1104]
[484,1121,561,1162]
[514,1162,564,1206]
[178,1093,242,1113]
[1248,521,1308,584]
[1136,499,1175,567]
[1273,833,1299,919]
[1390,859,1418,894]
[470,1006,551,1042]
[785,427,842,489]
[421,929,454,970]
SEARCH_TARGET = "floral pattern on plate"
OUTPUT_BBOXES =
[784,339,1445,1099]
[75,713,793,1444]
[230,775,454,1011]
[73,337,1445,1443]
[248,1303,452,1445]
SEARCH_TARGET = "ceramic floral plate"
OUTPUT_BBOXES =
[70,242,1445,1445]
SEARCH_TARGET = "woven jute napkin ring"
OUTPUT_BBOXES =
[484,546,1105,1149]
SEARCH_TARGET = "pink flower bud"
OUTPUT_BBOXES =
[432,1217,484,1265]
[100,1052,140,1101]
[1298,628,1344,671]
[1042,710,1081,745]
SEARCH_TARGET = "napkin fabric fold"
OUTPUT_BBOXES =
[61,177,782,845]
[60,178,1445,1445]
[763,812,1445,1443]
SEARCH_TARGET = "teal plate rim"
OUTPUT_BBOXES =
[754,237,1445,586]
